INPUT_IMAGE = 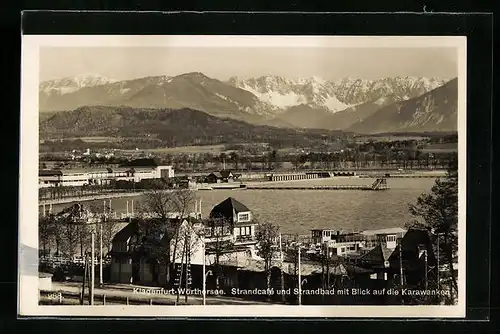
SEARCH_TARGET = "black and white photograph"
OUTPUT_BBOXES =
[19,35,467,317]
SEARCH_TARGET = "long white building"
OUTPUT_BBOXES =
[39,165,174,188]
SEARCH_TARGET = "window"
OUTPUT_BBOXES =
[238,213,250,222]
[214,226,223,235]
[240,226,251,236]
[204,228,211,237]
[387,235,396,242]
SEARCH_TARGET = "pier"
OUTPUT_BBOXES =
[246,178,388,191]
[268,171,356,182]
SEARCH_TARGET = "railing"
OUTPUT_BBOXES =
[40,255,111,265]
[235,235,255,243]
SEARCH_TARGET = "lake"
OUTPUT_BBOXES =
[51,177,436,236]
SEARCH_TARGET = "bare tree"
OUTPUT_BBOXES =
[88,202,120,255]
[170,219,203,303]
[39,213,57,257]
[204,215,235,289]
[255,221,280,291]
[138,186,197,286]
[54,204,87,259]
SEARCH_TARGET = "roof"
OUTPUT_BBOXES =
[209,172,223,178]
[39,170,63,176]
[344,264,374,275]
[220,170,233,178]
[235,258,348,276]
[112,221,139,243]
[210,197,250,220]
[399,228,432,252]
[208,170,234,178]
[359,228,437,268]
[361,227,407,236]
[359,244,396,264]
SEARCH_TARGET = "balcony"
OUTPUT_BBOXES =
[235,235,256,244]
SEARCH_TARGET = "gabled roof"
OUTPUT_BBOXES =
[210,197,250,220]
[208,170,234,178]
[220,170,233,178]
[359,244,396,264]
[112,221,139,243]
[399,228,433,252]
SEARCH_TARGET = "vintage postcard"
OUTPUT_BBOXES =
[19,35,466,317]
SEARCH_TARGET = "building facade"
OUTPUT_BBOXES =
[39,165,174,188]
[109,197,258,286]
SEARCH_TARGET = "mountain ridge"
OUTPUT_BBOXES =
[40,105,349,147]
[39,72,457,134]
[347,78,458,134]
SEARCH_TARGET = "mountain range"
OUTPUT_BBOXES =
[40,106,346,148]
[39,72,457,134]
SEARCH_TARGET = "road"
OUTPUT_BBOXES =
[49,282,273,305]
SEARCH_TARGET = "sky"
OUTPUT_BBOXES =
[39,46,458,82]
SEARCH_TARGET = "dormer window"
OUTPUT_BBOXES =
[238,212,250,222]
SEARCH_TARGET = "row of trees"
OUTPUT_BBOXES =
[165,150,457,172]
[39,202,120,260]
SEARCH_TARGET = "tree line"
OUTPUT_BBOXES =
[39,202,120,261]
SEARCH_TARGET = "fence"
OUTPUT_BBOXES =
[39,290,179,306]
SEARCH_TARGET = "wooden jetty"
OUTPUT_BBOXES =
[246,178,389,191]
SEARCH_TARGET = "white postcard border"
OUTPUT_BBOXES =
[19,35,467,318]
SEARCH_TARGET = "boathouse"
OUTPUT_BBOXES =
[206,170,237,183]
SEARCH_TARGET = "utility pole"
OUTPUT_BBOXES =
[202,236,206,305]
[100,201,105,287]
[298,245,301,306]
[185,235,190,303]
[399,240,404,305]
[81,254,87,305]
[399,240,404,286]
[326,244,330,288]
[424,249,428,290]
[437,234,440,290]
[321,243,325,289]
[90,232,95,305]
[279,233,285,303]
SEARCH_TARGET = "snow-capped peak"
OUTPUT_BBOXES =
[40,73,118,94]
[229,74,349,113]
